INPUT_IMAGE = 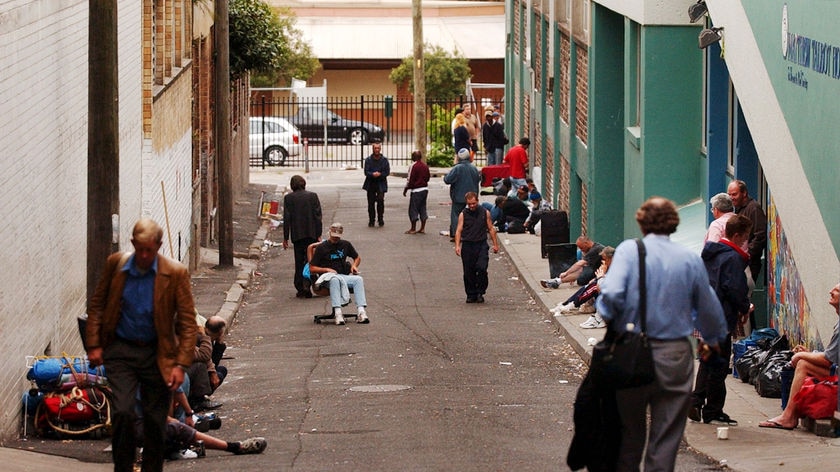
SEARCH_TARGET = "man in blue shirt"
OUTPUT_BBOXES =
[86,218,198,472]
[596,197,727,472]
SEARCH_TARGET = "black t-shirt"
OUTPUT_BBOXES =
[311,239,358,275]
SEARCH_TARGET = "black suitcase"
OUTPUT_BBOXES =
[540,211,574,278]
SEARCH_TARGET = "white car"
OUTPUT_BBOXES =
[249,116,301,166]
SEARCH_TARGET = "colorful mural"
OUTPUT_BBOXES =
[767,195,822,350]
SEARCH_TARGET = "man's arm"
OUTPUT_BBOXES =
[747,202,767,254]
[350,255,362,275]
[381,158,391,178]
[485,211,499,253]
[454,212,465,256]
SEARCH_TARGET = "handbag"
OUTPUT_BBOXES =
[590,239,656,390]
[792,375,838,419]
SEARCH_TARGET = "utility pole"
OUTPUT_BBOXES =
[216,0,233,266]
[413,0,426,155]
[87,1,120,300]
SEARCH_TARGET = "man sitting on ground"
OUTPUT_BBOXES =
[758,283,840,430]
[308,222,370,326]
[540,236,605,287]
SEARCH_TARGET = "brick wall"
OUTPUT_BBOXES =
[0,0,89,440]
[559,34,571,125]
[575,47,588,145]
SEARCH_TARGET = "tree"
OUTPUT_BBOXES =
[389,43,471,100]
[229,0,320,85]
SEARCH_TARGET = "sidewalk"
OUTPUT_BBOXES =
[501,228,840,471]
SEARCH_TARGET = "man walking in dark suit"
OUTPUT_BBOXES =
[283,175,323,298]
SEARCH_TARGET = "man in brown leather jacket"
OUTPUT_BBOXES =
[86,218,198,472]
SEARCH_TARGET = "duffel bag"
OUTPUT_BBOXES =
[27,355,106,391]
[35,386,111,437]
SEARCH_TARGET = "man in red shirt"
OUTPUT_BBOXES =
[503,137,530,189]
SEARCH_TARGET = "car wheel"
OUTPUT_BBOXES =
[264,146,288,166]
[348,128,368,145]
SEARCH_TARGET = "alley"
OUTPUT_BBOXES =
[175,169,582,470]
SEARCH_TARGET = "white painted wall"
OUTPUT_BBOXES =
[596,0,699,25]
[0,0,90,439]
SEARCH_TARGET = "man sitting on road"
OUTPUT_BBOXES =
[759,283,840,430]
[308,222,370,325]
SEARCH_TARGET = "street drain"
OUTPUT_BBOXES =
[348,385,412,393]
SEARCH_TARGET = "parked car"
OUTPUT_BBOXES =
[286,106,384,145]
[249,116,301,166]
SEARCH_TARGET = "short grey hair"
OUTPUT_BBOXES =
[710,193,733,212]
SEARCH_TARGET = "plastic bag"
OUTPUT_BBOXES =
[756,350,792,398]
[734,347,763,384]
[793,375,839,419]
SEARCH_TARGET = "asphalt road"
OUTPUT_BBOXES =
[165,170,722,471]
[173,171,582,471]
[8,169,723,471]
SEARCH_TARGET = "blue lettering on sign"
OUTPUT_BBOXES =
[787,66,808,90]
[784,31,840,84]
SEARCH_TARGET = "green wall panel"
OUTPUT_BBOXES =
[741,0,840,256]
[639,26,704,206]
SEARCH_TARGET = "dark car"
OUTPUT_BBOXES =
[287,106,384,145]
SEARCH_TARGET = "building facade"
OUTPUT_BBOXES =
[506,0,840,350]
[0,0,248,439]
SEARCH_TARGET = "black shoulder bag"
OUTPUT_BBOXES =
[590,239,656,390]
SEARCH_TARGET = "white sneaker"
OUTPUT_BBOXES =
[170,449,198,460]
[334,308,345,325]
[555,302,576,313]
[357,308,369,324]
[580,314,606,329]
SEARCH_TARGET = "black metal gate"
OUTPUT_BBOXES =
[248,94,503,169]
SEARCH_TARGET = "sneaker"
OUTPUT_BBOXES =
[540,279,560,289]
[334,308,345,325]
[170,449,198,460]
[551,302,576,314]
[357,308,369,324]
[236,437,267,455]
[688,406,702,422]
[580,315,606,329]
[579,316,599,328]
[579,302,596,314]
[704,412,738,426]
[192,440,206,458]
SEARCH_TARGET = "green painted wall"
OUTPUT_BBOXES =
[638,26,705,209]
[588,4,626,245]
[742,0,840,256]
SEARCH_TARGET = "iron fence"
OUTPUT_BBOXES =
[248,94,504,169]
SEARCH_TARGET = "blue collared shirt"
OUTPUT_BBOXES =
[596,234,727,345]
[115,254,158,343]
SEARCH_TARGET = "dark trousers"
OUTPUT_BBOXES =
[293,237,318,293]
[105,339,171,472]
[367,188,385,223]
[461,240,490,298]
[692,332,733,418]
[408,190,428,223]
[185,362,212,404]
